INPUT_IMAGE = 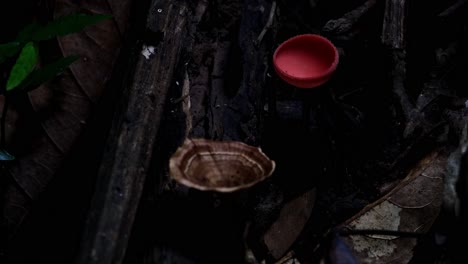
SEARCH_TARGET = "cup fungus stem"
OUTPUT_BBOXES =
[301,87,325,131]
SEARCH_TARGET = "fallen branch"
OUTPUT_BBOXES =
[382,0,407,49]
[75,1,194,263]
[381,0,419,138]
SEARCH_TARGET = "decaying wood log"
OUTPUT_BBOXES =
[178,0,276,144]
[75,1,193,263]
[180,0,281,257]
[76,0,280,262]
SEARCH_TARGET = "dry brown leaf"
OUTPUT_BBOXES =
[3,0,133,234]
[264,189,316,260]
[338,148,447,263]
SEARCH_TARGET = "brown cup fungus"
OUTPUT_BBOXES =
[169,138,276,192]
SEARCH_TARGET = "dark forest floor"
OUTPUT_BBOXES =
[2,0,468,263]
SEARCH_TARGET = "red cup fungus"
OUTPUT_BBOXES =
[273,34,339,88]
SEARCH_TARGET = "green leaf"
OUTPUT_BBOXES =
[15,23,41,43]
[17,13,112,42]
[6,42,38,92]
[0,148,15,161]
[10,55,79,93]
[0,42,21,64]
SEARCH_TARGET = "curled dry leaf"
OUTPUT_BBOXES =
[3,0,132,233]
[169,138,276,192]
[263,189,316,260]
[337,148,447,263]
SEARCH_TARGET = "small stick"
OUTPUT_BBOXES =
[255,1,276,47]
[274,251,296,264]
[438,0,468,18]
[322,0,377,35]
[170,93,190,104]
[338,228,425,238]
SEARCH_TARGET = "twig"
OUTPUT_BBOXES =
[338,228,425,238]
[170,93,190,104]
[438,0,468,18]
[322,0,377,35]
[274,251,296,264]
[255,1,276,47]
